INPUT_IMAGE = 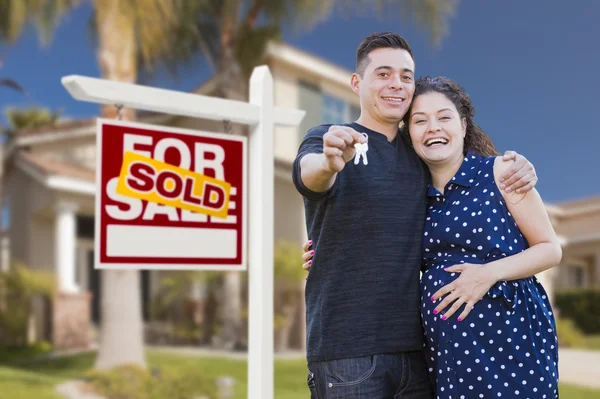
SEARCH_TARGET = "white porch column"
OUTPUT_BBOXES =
[55,201,79,293]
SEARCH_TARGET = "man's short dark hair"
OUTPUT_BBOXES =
[356,32,414,76]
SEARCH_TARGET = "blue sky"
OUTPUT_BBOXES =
[0,0,598,204]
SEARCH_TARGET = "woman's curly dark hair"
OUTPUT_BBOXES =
[402,76,499,157]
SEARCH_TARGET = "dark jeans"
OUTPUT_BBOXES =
[307,350,434,399]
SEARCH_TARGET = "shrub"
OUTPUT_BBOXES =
[84,364,218,399]
[555,318,586,348]
[0,262,57,347]
[555,288,600,334]
[0,340,52,364]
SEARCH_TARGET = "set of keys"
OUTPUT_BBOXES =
[354,133,369,166]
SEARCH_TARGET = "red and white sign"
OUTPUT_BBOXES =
[95,118,247,270]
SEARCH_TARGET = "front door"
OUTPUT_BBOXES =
[87,249,101,324]
[86,249,151,323]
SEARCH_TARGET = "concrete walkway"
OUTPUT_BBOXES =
[557,348,600,389]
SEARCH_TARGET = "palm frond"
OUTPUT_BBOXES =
[0,0,81,46]
[285,0,459,47]
[376,0,459,47]
[31,0,83,46]
[0,0,30,43]
[128,1,219,78]
[235,24,281,77]
[0,78,26,94]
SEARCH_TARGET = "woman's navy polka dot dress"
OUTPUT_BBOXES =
[420,152,559,399]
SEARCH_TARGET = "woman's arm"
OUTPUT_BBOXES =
[484,156,562,280]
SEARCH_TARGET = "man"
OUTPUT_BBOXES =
[292,32,538,398]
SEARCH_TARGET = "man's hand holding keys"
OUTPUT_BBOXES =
[322,125,368,173]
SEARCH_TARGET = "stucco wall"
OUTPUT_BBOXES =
[4,167,52,267]
[28,215,54,272]
[5,167,30,266]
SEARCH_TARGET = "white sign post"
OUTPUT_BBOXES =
[62,66,305,399]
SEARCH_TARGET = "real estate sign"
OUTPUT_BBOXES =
[95,118,247,270]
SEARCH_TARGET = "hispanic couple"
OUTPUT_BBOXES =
[293,32,560,399]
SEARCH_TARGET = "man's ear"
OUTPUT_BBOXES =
[351,73,361,95]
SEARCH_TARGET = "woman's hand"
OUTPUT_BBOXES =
[302,240,314,271]
[430,263,497,321]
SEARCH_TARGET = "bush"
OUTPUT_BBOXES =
[0,263,57,347]
[555,288,600,334]
[0,340,52,364]
[555,318,586,348]
[84,364,218,399]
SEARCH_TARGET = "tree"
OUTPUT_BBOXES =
[161,0,459,350]
[0,0,200,370]
[0,55,26,262]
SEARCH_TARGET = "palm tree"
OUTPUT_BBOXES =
[0,0,200,370]
[163,0,459,350]
[0,55,26,268]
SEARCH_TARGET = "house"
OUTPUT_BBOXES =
[0,42,598,349]
[546,198,600,292]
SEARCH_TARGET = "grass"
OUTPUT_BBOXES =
[0,341,53,364]
[0,350,599,398]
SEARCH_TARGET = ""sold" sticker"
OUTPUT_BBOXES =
[115,151,231,219]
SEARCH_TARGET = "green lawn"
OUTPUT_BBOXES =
[1,350,599,399]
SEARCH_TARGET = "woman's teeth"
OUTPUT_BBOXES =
[425,138,449,147]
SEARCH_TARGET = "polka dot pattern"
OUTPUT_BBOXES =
[420,152,559,398]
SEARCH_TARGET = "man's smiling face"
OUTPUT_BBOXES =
[352,47,416,126]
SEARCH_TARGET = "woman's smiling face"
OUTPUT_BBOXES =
[408,91,466,165]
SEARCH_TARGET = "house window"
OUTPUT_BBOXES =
[322,93,360,124]
[574,267,585,287]
[298,81,323,142]
[322,94,346,124]
[297,80,361,142]
[566,264,588,288]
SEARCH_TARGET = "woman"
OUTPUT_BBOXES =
[301,76,561,398]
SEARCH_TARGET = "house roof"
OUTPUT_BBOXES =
[546,194,600,218]
[13,150,96,196]
[555,194,600,210]
[15,118,98,138]
[265,41,353,88]
[17,151,95,182]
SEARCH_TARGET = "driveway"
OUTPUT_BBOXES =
[558,348,600,388]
